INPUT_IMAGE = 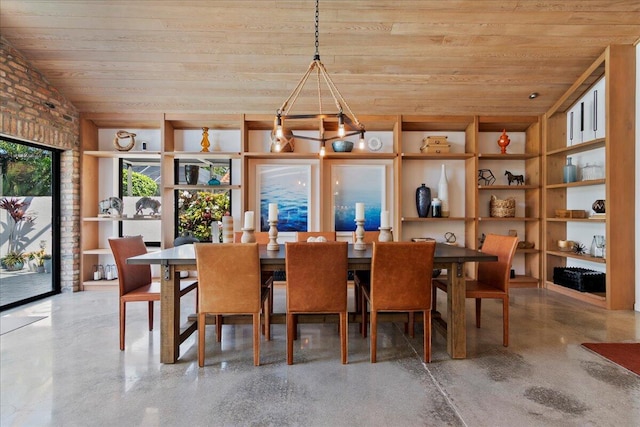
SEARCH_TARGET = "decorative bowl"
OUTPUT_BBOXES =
[557,240,574,251]
[332,140,354,152]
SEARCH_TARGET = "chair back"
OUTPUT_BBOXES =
[285,241,348,312]
[295,231,337,242]
[477,234,518,292]
[109,236,152,297]
[234,231,270,244]
[194,243,261,313]
[371,241,436,310]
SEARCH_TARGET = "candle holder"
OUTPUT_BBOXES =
[241,228,256,243]
[354,219,366,250]
[267,220,279,251]
[378,227,393,242]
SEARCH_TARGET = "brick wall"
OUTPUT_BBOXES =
[0,36,80,292]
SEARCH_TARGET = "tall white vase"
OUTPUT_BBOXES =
[438,164,449,217]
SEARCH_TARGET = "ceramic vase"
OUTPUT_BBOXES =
[497,129,511,154]
[174,231,199,246]
[438,164,449,217]
[416,184,431,218]
[185,165,199,185]
[592,199,605,214]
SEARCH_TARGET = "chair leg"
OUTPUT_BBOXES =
[216,314,223,342]
[503,297,509,347]
[253,313,260,366]
[119,300,126,351]
[264,295,271,341]
[286,313,294,365]
[340,311,348,364]
[370,310,377,363]
[293,314,298,341]
[475,299,482,328]
[198,312,206,367]
[423,309,431,363]
[361,291,368,338]
[148,301,154,331]
[408,312,415,338]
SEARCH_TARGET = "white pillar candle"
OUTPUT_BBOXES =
[355,203,365,220]
[244,211,254,229]
[268,203,278,221]
[381,210,389,228]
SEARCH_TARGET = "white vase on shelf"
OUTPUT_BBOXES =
[438,164,449,218]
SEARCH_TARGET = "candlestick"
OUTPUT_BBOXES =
[378,227,393,242]
[267,219,279,251]
[244,211,254,229]
[355,202,365,221]
[380,210,389,228]
[354,219,366,250]
[268,203,278,222]
[211,221,220,243]
[222,215,234,243]
[241,227,256,243]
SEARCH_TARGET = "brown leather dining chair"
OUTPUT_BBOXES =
[361,241,436,363]
[433,233,518,346]
[285,241,349,364]
[109,235,197,351]
[295,231,337,241]
[194,242,271,367]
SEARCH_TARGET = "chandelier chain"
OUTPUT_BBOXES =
[314,0,320,59]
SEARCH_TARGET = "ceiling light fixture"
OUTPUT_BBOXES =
[274,0,365,156]
[528,92,539,99]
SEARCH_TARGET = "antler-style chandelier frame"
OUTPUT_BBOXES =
[274,0,365,154]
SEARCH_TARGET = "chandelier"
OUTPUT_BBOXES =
[273,0,365,156]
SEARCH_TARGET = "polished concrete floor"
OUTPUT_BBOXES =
[1,286,639,426]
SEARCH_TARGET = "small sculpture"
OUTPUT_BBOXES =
[200,127,210,152]
[478,169,496,185]
[505,170,524,185]
[135,197,161,216]
[497,129,511,154]
[98,197,123,217]
[113,130,136,152]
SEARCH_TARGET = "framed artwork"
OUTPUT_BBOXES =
[256,164,310,232]
[332,164,385,231]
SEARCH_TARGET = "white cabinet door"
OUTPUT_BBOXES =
[592,77,606,140]
[566,103,580,146]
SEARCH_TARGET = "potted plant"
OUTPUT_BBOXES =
[2,251,25,271]
[0,197,35,258]
[43,253,52,273]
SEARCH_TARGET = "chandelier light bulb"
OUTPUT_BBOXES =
[320,144,326,156]
[359,132,365,149]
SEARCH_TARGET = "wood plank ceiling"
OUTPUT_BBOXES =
[1,0,639,117]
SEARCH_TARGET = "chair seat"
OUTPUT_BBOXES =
[464,279,506,297]
[121,283,161,302]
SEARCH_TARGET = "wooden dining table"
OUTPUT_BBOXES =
[127,242,497,364]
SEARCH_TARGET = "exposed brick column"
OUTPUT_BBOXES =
[1,36,81,292]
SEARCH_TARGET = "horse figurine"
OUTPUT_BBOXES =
[505,170,524,185]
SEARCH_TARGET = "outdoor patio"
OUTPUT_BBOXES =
[0,267,53,307]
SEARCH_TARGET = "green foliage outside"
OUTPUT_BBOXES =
[178,191,230,241]
[121,170,158,197]
[0,141,51,196]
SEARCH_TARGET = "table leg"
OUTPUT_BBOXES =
[446,262,466,359]
[160,263,180,364]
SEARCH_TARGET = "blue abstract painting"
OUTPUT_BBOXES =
[258,165,310,232]
[332,165,385,231]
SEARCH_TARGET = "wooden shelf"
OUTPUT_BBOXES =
[546,179,605,189]
[478,185,538,190]
[401,153,473,160]
[169,184,240,191]
[83,150,161,158]
[545,282,606,308]
[83,216,161,222]
[546,217,605,223]
[478,153,538,160]
[546,250,606,264]
[510,275,539,288]
[478,217,538,222]
[401,216,468,222]
[243,152,319,160]
[170,151,241,160]
[516,248,538,254]
[324,152,397,159]
[82,248,112,255]
[546,138,605,156]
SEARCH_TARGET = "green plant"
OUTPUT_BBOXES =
[178,191,230,241]
[121,170,158,196]
[2,251,25,268]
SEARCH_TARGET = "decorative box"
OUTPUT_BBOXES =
[553,267,605,292]
[420,136,450,153]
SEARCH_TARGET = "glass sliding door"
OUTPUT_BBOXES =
[0,137,60,310]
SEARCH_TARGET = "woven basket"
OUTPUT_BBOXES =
[490,195,515,218]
